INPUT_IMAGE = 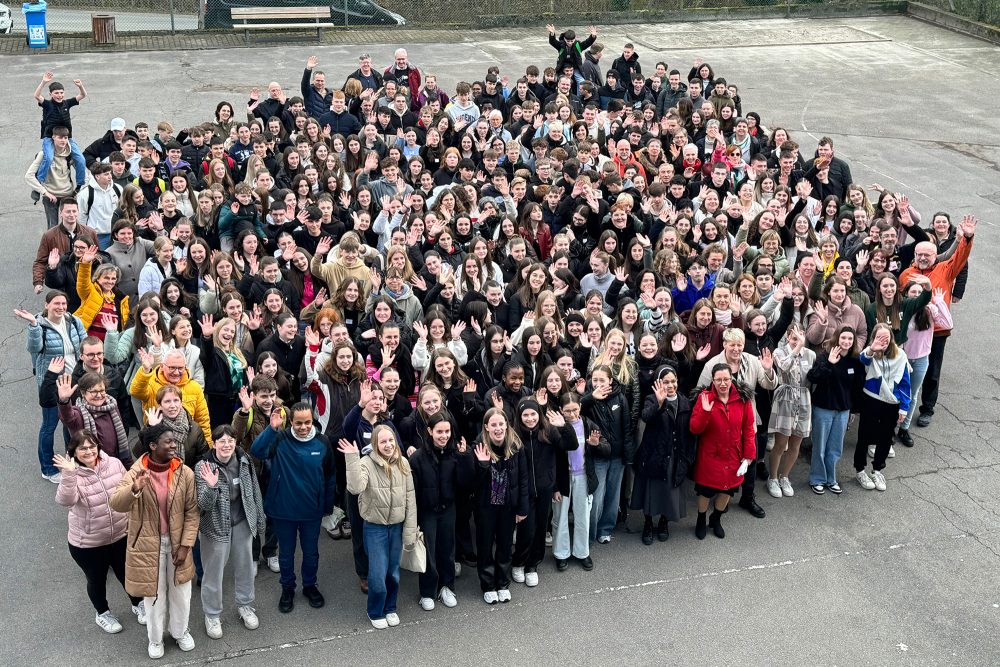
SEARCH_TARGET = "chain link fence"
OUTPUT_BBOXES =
[2,0,901,37]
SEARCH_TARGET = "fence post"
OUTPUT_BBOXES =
[169,0,176,33]
[785,0,790,18]
[344,0,349,25]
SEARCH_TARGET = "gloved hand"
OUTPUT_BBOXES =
[737,459,751,477]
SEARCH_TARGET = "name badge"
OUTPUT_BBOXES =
[847,369,855,375]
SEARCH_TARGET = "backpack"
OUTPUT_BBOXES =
[81,183,122,216]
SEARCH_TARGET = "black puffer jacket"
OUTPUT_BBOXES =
[580,381,633,463]
[516,423,579,499]
[473,440,529,516]
[409,441,476,513]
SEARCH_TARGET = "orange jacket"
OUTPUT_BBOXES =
[899,234,972,334]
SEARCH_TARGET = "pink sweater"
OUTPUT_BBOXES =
[903,296,953,360]
[55,454,129,548]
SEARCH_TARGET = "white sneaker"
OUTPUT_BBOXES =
[545,532,553,547]
[95,611,123,634]
[43,472,62,484]
[766,478,782,498]
[888,445,896,459]
[175,631,195,651]
[872,470,887,491]
[497,588,511,603]
[511,566,525,583]
[132,601,146,625]
[438,586,457,608]
[238,606,259,630]
[266,556,280,573]
[868,444,876,458]
[454,561,461,577]
[385,612,400,627]
[147,642,164,659]
[370,616,389,629]
[856,470,876,490]
[597,535,612,544]
[483,591,499,605]
[419,597,436,611]
[779,477,794,497]
[205,615,222,639]
[524,571,538,587]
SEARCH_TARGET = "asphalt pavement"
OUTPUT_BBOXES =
[0,15,998,666]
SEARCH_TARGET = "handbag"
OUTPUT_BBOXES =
[400,529,427,573]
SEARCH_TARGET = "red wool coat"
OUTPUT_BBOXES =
[690,384,756,490]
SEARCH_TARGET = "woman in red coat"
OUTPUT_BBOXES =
[690,363,756,540]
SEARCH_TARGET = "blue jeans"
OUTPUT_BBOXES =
[272,518,321,590]
[38,405,63,476]
[809,407,849,486]
[39,138,87,188]
[590,458,625,541]
[363,522,402,619]
[96,233,112,250]
[902,355,929,430]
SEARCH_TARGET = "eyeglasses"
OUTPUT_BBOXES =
[82,352,104,358]
[76,444,98,452]
[85,389,107,397]
[164,366,186,373]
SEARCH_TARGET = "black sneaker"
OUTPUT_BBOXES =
[656,518,669,542]
[279,587,294,613]
[579,556,594,571]
[302,585,325,608]
[641,522,654,546]
[916,413,932,428]
[555,558,569,571]
[897,428,914,447]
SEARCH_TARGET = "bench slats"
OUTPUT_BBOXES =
[232,7,330,17]
[236,22,336,29]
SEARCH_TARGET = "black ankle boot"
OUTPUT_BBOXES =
[641,516,654,545]
[656,516,669,542]
[695,511,707,540]
[709,510,725,539]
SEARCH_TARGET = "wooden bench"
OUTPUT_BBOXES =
[231,7,334,43]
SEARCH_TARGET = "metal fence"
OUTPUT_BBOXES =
[920,0,1000,26]
[3,0,901,36]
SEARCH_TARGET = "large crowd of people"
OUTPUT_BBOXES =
[20,24,976,660]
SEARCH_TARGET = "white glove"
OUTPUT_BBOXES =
[736,459,751,477]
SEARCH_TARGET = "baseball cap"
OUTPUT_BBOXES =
[109,117,127,131]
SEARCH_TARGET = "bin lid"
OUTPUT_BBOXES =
[22,0,48,13]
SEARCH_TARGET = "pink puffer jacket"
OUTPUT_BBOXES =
[55,454,129,548]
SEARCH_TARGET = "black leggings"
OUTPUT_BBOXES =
[68,538,142,614]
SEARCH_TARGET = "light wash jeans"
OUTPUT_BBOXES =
[552,473,592,560]
[809,407,850,486]
[902,355,929,430]
[590,458,625,541]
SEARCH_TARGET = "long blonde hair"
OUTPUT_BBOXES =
[593,328,635,385]
[480,407,522,462]
[212,317,247,370]
[370,424,406,470]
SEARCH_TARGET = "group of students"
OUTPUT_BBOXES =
[19,25,976,660]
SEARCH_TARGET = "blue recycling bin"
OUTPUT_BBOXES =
[22,0,48,48]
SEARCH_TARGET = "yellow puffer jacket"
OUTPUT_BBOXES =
[345,449,417,546]
[74,260,130,330]
[109,455,199,598]
[130,366,214,445]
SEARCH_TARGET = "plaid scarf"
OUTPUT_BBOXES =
[161,409,192,461]
[76,397,129,460]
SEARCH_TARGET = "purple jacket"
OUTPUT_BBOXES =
[55,454,129,548]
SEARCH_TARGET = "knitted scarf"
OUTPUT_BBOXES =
[76,398,129,459]
[161,409,192,461]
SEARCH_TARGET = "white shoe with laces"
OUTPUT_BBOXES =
[238,606,259,630]
[524,571,538,587]
[767,479,782,498]
[175,631,195,651]
[483,591,499,605]
[370,616,389,629]
[438,586,457,608]
[779,477,794,497]
[205,615,222,639]
[95,611,123,634]
[419,597,435,611]
[43,472,62,484]
[511,566,525,583]
[266,556,280,573]
[147,642,164,659]
[856,470,876,490]
[386,612,400,627]
[497,589,511,603]
[132,601,146,625]
[872,470,887,491]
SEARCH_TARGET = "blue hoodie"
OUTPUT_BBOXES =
[251,425,336,521]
